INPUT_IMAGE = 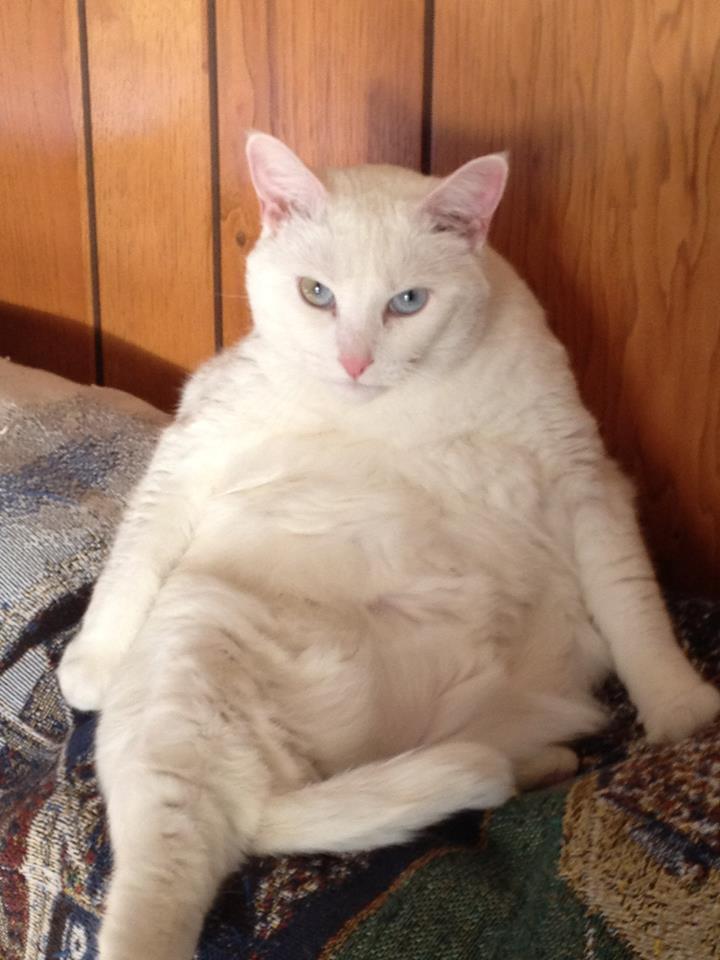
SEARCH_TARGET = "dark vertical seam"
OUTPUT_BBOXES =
[267,1,278,134]
[206,0,224,351]
[421,0,436,174]
[76,0,103,383]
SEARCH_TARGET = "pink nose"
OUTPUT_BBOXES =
[339,354,373,380]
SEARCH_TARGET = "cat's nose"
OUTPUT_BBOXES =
[339,354,373,380]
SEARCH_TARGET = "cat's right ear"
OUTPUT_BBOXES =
[246,133,327,231]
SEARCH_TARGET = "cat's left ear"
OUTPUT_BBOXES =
[422,153,508,247]
[246,132,327,230]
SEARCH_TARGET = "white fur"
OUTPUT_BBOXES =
[58,135,719,960]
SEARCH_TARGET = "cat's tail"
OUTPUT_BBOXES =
[253,741,514,856]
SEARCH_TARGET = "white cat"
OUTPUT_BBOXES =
[58,133,720,960]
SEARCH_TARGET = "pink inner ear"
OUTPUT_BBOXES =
[246,133,327,229]
[423,154,508,246]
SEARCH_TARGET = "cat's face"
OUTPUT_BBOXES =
[245,134,507,398]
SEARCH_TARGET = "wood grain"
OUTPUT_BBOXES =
[216,0,426,345]
[85,0,216,410]
[0,0,94,383]
[432,0,720,593]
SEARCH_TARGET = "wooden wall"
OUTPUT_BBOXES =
[431,0,720,595]
[1,0,718,593]
[0,0,95,384]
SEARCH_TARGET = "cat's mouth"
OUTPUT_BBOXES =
[327,378,386,401]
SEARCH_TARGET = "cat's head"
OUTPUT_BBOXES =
[245,133,507,397]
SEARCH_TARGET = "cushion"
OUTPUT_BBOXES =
[1,357,719,960]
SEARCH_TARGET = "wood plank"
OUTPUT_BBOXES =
[85,0,216,410]
[216,0,426,345]
[432,0,720,593]
[0,0,94,383]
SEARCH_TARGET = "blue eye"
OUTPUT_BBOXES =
[387,288,429,316]
[299,277,335,309]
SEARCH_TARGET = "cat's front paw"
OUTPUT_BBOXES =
[642,681,720,744]
[57,642,114,712]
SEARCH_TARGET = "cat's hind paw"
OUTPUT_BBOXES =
[515,745,579,790]
[57,642,114,712]
[643,681,720,744]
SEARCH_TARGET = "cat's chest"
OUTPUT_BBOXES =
[204,429,545,550]
[179,427,560,619]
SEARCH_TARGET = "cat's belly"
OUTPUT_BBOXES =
[133,557,602,781]
[161,436,607,771]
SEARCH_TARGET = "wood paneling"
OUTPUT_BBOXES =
[0,0,94,383]
[216,0,426,345]
[85,0,216,410]
[432,0,720,593]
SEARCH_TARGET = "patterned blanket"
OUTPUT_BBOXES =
[1,357,719,960]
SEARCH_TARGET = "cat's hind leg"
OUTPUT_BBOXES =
[98,773,233,960]
[253,741,514,856]
[93,595,272,960]
[95,714,267,960]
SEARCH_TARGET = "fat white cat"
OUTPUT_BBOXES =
[59,133,719,960]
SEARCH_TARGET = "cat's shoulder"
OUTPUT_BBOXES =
[176,336,267,422]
